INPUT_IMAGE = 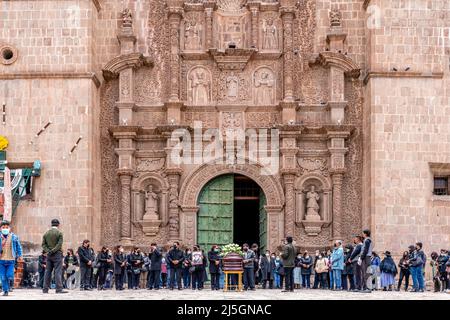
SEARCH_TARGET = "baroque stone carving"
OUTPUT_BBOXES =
[253,67,275,105]
[187,67,212,105]
[184,21,203,50]
[136,158,165,172]
[217,0,247,12]
[262,19,278,50]
[306,185,320,218]
[122,8,133,28]
[329,8,342,28]
[144,185,159,216]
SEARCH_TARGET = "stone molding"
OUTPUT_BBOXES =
[102,53,154,81]
[0,72,101,87]
[310,51,361,79]
[363,71,444,85]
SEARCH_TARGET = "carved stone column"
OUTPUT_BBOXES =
[167,2,183,103]
[204,1,215,49]
[331,172,344,239]
[266,205,284,252]
[280,6,295,102]
[327,129,350,240]
[248,2,260,49]
[280,126,300,238]
[118,170,133,245]
[112,127,139,246]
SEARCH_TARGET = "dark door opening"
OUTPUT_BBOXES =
[233,175,260,247]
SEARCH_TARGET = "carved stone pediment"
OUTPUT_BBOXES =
[102,53,154,80]
[309,52,360,78]
[209,48,257,70]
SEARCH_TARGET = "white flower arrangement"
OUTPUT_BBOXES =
[220,243,244,257]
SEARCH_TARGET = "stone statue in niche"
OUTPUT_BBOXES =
[226,76,239,100]
[184,21,202,50]
[188,67,211,105]
[122,8,133,28]
[262,19,278,50]
[329,8,342,28]
[306,185,320,218]
[144,185,159,216]
[254,69,275,105]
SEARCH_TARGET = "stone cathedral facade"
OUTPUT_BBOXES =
[0,0,449,256]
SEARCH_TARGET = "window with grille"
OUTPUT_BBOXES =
[433,177,449,196]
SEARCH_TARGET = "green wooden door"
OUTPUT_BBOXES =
[259,190,267,253]
[197,174,234,250]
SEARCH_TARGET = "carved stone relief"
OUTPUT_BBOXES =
[262,18,279,50]
[253,67,276,105]
[187,66,212,105]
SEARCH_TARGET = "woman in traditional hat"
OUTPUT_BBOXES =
[380,251,398,291]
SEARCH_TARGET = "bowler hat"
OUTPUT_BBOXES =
[384,251,391,256]
[51,219,60,226]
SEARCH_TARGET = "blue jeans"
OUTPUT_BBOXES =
[329,270,334,289]
[333,269,342,289]
[182,268,191,288]
[0,260,15,293]
[301,274,311,288]
[219,272,224,289]
[274,273,281,288]
[410,266,424,290]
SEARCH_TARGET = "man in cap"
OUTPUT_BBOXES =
[42,219,67,293]
[0,220,23,296]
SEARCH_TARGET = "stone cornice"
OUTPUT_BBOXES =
[310,51,361,78]
[0,71,101,87]
[363,71,444,85]
[102,53,154,81]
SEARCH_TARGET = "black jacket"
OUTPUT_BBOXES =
[129,252,144,270]
[260,255,276,280]
[77,246,95,267]
[380,256,397,275]
[299,255,313,275]
[349,243,362,263]
[38,254,47,273]
[167,248,185,268]
[149,248,162,271]
[208,251,221,274]
[63,255,79,268]
[343,249,353,275]
[113,253,127,274]
[97,251,112,269]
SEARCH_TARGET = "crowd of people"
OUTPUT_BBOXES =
[1,219,449,296]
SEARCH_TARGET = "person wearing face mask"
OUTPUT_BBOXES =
[42,218,66,294]
[148,243,162,290]
[97,246,112,290]
[129,246,143,289]
[312,250,321,289]
[349,235,363,292]
[189,245,206,290]
[273,254,282,289]
[242,243,256,290]
[300,250,313,289]
[78,239,95,290]
[208,245,222,291]
[63,249,78,289]
[113,245,126,290]
[167,241,185,290]
[259,250,276,289]
[280,236,296,292]
[182,248,192,289]
[294,252,302,289]
[342,244,354,291]
[0,220,23,296]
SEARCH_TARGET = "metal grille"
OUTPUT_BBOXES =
[434,177,449,195]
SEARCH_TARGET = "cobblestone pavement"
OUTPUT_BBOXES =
[2,288,449,300]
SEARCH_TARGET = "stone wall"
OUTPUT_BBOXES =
[364,0,450,255]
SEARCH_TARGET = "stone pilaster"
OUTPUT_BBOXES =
[327,130,350,240]
[118,170,133,245]
[248,2,260,49]
[167,3,183,103]
[280,6,295,102]
[204,1,215,49]
[282,173,296,238]
[326,11,348,124]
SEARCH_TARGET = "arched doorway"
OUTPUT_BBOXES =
[196,174,267,252]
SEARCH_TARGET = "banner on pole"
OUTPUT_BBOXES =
[3,166,12,221]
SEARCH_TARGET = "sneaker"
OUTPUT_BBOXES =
[3,292,8,296]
